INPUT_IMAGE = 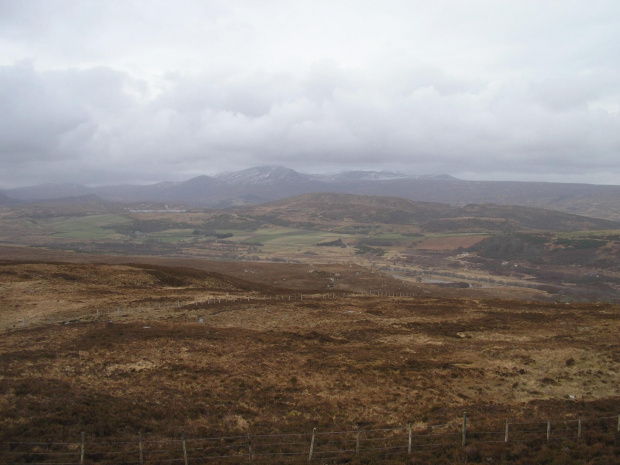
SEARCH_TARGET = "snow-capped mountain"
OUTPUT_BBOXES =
[313,171,410,182]
[312,171,459,183]
[216,166,310,185]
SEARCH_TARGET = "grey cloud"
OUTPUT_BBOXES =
[4,61,620,187]
[1,1,619,187]
[0,63,88,158]
[527,72,620,112]
[0,63,142,166]
[156,71,299,117]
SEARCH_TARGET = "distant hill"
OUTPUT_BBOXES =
[7,183,94,200]
[233,193,620,232]
[0,192,19,206]
[12,195,126,217]
[4,166,620,221]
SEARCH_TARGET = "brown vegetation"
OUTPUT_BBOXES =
[0,259,619,463]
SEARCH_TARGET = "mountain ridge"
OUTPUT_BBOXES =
[4,166,620,221]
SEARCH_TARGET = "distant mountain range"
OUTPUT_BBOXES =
[2,166,619,221]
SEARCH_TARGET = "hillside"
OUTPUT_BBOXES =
[0,260,618,464]
[234,193,620,232]
[0,192,19,206]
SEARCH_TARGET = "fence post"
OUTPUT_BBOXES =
[355,424,360,456]
[308,428,316,461]
[408,423,412,455]
[462,412,468,447]
[546,421,551,441]
[80,432,85,465]
[504,420,509,443]
[577,419,582,439]
[247,433,253,464]
[182,432,188,465]
[138,431,144,465]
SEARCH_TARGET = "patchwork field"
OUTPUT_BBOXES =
[3,192,620,305]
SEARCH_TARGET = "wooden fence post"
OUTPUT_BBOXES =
[504,420,509,443]
[546,421,551,441]
[182,432,188,465]
[355,424,360,456]
[308,428,316,461]
[408,423,412,455]
[462,412,468,446]
[577,419,582,439]
[138,431,143,465]
[247,433,253,464]
[80,432,85,465]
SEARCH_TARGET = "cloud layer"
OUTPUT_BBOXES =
[1,1,619,187]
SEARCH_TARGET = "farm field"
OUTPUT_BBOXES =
[2,191,620,306]
[1,214,618,304]
[0,259,619,464]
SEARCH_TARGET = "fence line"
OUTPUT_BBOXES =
[2,413,618,464]
[5,291,426,332]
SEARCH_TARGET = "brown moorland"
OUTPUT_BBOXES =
[0,257,619,464]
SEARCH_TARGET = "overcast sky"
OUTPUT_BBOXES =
[1,0,619,188]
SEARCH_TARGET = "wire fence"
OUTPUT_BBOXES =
[2,413,618,464]
[3,291,422,332]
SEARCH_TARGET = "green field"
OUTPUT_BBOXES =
[142,229,197,243]
[554,229,620,239]
[50,215,131,240]
[240,229,341,246]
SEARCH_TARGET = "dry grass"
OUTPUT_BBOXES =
[0,260,619,463]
